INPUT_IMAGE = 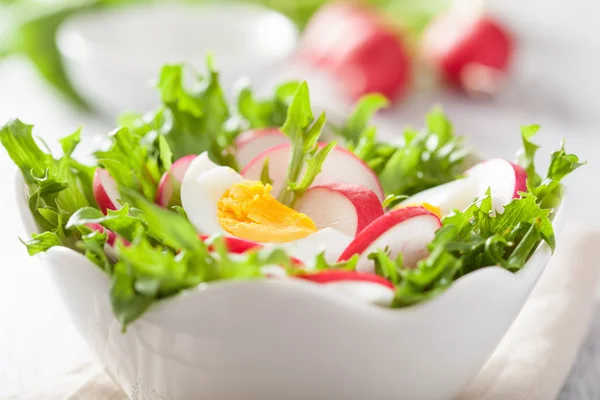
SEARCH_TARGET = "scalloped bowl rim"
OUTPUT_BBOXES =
[14,170,565,321]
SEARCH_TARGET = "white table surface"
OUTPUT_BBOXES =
[1,0,600,397]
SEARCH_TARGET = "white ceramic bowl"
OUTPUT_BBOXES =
[15,172,565,400]
[56,3,299,118]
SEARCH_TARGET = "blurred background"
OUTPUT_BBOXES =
[0,0,599,397]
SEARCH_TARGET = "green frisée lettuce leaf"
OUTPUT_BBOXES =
[338,104,469,197]
[390,134,583,307]
[516,125,542,187]
[232,80,300,130]
[378,108,469,196]
[65,189,298,330]
[122,60,238,169]
[1,119,96,250]
[0,60,585,329]
[277,82,334,206]
[95,127,164,202]
[337,94,389,146]
[516,125,585,210]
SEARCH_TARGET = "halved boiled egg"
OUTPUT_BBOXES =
[181,152,354,262]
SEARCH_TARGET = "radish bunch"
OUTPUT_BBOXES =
[297,2,514,102]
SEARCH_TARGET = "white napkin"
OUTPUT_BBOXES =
[458,226,600,399]
[10,225,600,400]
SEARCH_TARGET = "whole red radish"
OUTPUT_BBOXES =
[297,2,371,67]
[422,11,514,94]
[298,2,412,101]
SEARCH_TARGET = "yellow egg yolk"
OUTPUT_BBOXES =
[216,181,317,243]
[396,202,442,218]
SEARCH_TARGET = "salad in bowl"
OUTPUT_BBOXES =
[1,60,583,399]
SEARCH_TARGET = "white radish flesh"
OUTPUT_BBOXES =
[235,128,288,168]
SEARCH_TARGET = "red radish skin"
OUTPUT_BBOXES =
[297,3,370,67]
[235,128,289,168]
[156,155,197,207]
[422,13,514,92]
[295,270,395,290]
[295,183,384,237]
[338,207,441,272]
[93,168,120,214]
[86,223,130,248]
[199,235,303,265]
[298,3,411,100]
[242,142,384,200]
[333,28,411,101]
[511,162,528,198]
[87,223,117,246]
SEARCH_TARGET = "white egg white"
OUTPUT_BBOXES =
[400,177,479,216]
[181,160,244,235]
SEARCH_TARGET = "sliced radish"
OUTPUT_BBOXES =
[338,207,441,273]
[235,128,288,168]
[242,143,384,200]
[93,168,120,214]
[86,223,117,247]
[269,227,354,268]
[86,223,130,260]
[199,234,261,254]
[399,177,479,216]
[422,12,514,94]
[295,183,383,237]
[295,270,395,306]
[465,159,527,212]
[156,155,197,208]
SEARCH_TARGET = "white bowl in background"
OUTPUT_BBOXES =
[56,3,299,119]
[15,170,566,399]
